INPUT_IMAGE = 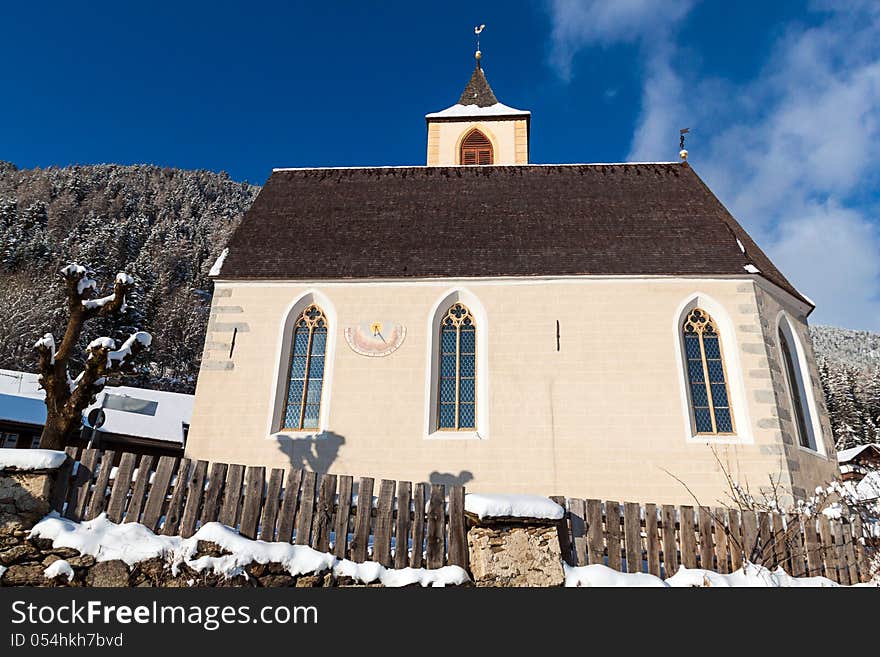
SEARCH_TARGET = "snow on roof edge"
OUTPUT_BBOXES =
[837,443,880,463]
[425,102,531,119]
[271,162,681,173]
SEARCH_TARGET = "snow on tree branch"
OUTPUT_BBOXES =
[86,331,152,370]
[33,265,151,450]
[33,333,56,365]
[58,263,134,320]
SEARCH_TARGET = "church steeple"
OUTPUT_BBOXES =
[457,64,499,107]
[425,33,530,167]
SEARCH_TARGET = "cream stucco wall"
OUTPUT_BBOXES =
[426,119,528,166]
[187,276,839,505]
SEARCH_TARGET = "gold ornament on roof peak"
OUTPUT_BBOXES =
[474,24,485,63]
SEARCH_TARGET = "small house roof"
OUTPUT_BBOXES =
[837,443,880,464]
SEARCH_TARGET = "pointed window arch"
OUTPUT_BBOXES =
[682,308,735,435]
[460,129,493,165]
[437,302,477,430]
[778,318,818,451]
[282,304,327,431]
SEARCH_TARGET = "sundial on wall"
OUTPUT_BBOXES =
[344,321,406,357]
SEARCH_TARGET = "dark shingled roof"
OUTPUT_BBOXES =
[218,163,809,307]
[457,64,498,107]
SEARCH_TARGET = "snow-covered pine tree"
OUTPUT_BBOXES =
[33,264,152,450]
[862,368,880,442]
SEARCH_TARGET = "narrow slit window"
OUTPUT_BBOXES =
[682,308,735,435]
[438,302,476,430]
[282,304,327,431]
[460,129,493,166]
[779,327,814,450]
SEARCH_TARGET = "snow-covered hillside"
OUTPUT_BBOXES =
[0,162,259,392]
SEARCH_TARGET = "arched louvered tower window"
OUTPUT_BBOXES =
[682,308,735,435]
[438,303,477,430]
[282,304,327,430]
[460,129,493,165]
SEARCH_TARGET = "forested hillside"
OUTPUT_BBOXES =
[0,162,259,392]
[811,325,880,450]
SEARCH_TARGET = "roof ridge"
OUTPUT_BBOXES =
[271,162,681,173]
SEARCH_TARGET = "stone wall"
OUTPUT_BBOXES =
[0,536,379,588]
[467,520,564,587]
[0,467,58,536]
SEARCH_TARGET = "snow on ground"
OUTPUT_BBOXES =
[563,562,854,587]
[29,513,469,587]
[564,564,667,587]
[44,559,74,582]
[0,448,68,471]
[464,493,564,520]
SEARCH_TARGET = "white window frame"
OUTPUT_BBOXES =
[267,290,337,439]
[673,293,753,444]
[424,288,489,440]
[776,312,825,456]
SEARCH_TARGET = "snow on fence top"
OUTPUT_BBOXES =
[0,448,68,471]
[464,493,564,520]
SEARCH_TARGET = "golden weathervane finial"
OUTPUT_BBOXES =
[474,24,485,62]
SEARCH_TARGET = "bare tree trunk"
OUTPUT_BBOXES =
[39,421,71,451]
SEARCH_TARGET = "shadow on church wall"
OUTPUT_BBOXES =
[274,431,345,475]
[429,470,473,488]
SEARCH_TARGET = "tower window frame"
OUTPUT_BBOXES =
[460,129,494,166]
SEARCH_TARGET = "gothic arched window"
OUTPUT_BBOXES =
[460,129,493,166]
[438,303,476,430]
[282,304,327,431]
[778,322,816,450]
[682,308,735,435]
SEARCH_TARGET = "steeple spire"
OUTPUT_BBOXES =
[425,26,530,166]
[457,65,499,107]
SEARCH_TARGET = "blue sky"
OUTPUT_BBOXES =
[1,1,878,331]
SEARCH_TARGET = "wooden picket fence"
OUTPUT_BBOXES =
[52,446,468,570]
[553,496,875,584]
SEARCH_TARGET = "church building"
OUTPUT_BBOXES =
[186,52,839,505]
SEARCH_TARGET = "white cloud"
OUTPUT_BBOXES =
[771,204,880,331]
[546,1,880,330]
[548,0,695,80]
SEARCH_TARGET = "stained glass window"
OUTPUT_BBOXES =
[282,304,327,431]
[438,302,477,430]
[683,308,735,435]
[779,327,814,449]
